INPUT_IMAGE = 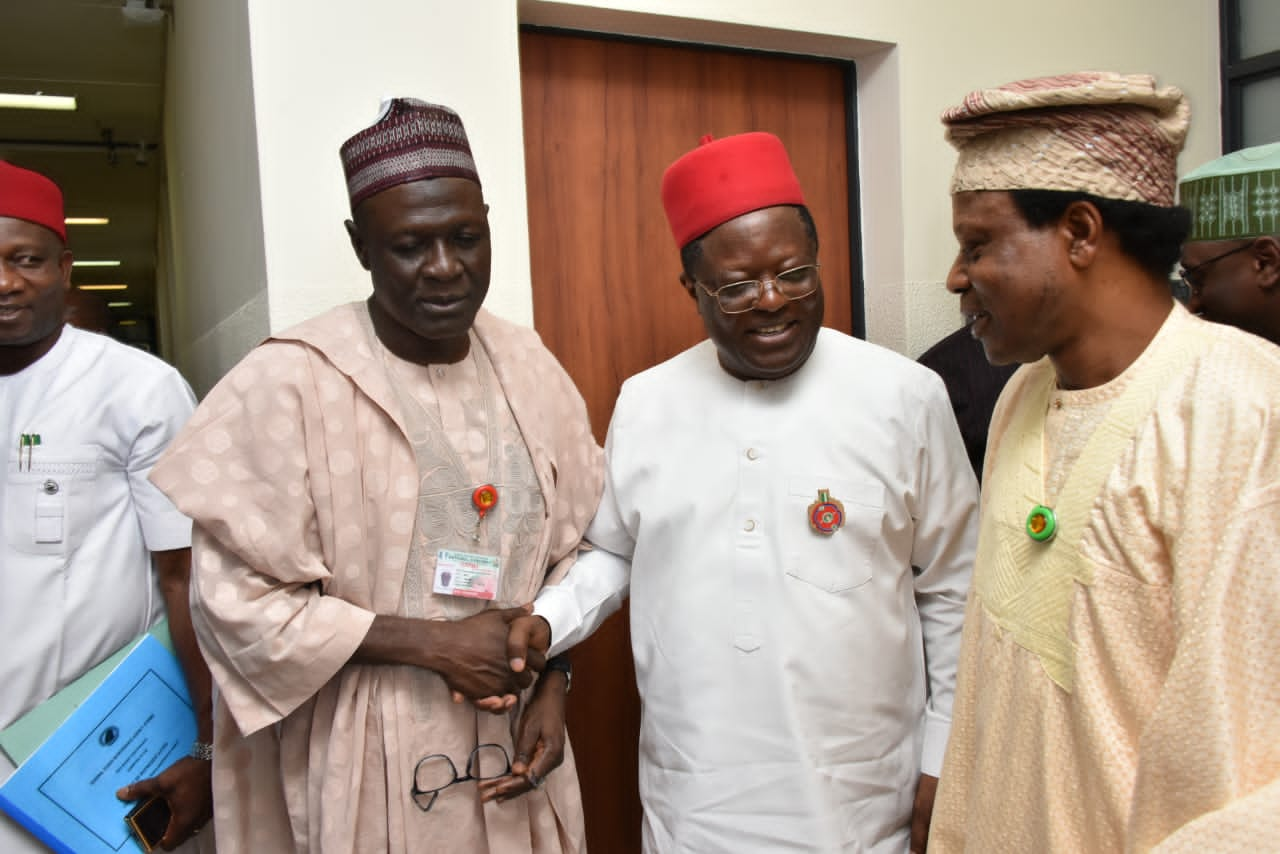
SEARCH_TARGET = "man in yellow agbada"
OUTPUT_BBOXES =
[929,71,1280,852]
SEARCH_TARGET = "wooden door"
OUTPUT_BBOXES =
[520,29,857,853]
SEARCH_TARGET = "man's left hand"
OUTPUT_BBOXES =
[117,755,213,850]
[477,668,569,803]
[910,773,938,854]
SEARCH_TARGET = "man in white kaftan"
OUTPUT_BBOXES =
[150,100,602,853]
[0,160,213,852]
[521,132,978,853]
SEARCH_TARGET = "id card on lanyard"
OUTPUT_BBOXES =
[434,549,501,600]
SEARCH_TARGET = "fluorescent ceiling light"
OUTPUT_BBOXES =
[76,284,128,291]
[107,301,132,308]
[118,319,139,326]
[72,260,121,267]
[65,217,109,226]
[0,93,76,111]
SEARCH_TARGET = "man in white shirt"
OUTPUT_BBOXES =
[505,132,979,853]
[0,160,213,851]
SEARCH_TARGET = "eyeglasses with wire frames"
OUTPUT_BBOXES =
[411,743,511,812]
[694,263,821,314]
[1177,241,1254,294]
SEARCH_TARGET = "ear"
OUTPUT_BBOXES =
[345,219,371,270]
[1254,235,1280,292]
[57,248,73,290]
[679,272,699,303]
[1059,200,1103,270]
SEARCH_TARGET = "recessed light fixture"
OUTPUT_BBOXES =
[65,217,110,226]
[118,319,139,327]
[0,93,77,111]
[72,260,121,268]
[107,301,133,308]
[76,284,128,291]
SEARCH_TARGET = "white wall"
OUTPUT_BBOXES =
[165,0,1222,391]
[165,0,270,395]
[245,0,534,332]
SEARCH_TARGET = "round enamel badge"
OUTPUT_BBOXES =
[1026,504,1057,542]
[808,489,845,535]
[472,484,498,519]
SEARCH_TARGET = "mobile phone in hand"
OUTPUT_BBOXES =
[125,795,171,853]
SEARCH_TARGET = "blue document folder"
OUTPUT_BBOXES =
[0,621,174,769]
[0,634,195,854]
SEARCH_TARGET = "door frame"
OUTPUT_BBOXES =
[520,24,866,338]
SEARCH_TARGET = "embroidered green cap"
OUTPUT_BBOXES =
[1178,140,1280,242]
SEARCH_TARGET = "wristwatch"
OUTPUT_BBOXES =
[544,654,572,695]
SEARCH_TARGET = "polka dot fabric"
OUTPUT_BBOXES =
[150,302,603,853]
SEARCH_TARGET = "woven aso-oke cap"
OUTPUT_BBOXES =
[661,132,806,248]
[340,98,480,209]
[942,71,1189,207]
[1179,141,1280,242]
[0,160,65,242]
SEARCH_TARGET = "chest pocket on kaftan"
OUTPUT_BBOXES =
[783,475,883,593]
[5,445,100,556]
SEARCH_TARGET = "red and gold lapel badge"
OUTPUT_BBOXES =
[808,488,845,535]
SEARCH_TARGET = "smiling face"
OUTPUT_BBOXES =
[0,216,71,372]
[346,176,491,364]
[681,205,823,381]
[946,190,1077,366]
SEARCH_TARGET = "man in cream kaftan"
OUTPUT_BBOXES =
[932,72,1280,851]
[931,306,1280,851]
[151,303,601,852]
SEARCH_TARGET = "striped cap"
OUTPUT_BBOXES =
[340,98,479,209]
[942,72,1189,207]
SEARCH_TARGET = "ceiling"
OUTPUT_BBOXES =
[0,0,169,345]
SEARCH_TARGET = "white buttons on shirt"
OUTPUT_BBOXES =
[746,448,759,460]
[744,519,756,532]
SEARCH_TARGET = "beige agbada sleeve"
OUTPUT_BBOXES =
[149,304,603,853]
[151,339,383,735]
[152,307,602,735]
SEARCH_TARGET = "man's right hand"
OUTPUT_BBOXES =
[357,606,545,705]
[471,614,553,713]
[433,606,548,702]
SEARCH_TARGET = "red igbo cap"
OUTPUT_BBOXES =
[0,161,65,242]
[660,132,806,248]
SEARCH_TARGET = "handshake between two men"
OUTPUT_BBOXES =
[362,605,562,804]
